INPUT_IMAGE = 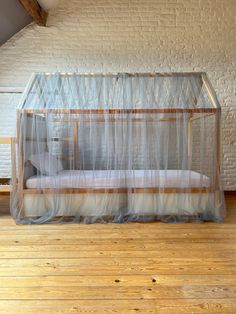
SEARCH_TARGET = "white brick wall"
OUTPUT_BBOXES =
[0,0,235,189]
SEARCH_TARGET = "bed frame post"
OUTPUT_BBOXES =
[17,110,24,216]
[215,108,221,191]
[10,137,16,190]
[188,113,193,170]
[73,121,79,170]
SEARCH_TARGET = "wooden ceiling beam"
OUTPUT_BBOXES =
[18,0,47,26]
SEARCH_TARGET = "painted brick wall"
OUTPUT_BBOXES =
[0,0,235,189]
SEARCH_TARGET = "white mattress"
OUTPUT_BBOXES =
[26,170,210,189]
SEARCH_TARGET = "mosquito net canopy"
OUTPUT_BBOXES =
[11,73,225,224]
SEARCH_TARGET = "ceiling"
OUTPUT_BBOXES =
[0,0,32,46]
[0,0,60,46]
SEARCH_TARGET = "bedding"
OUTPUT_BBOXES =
[26,169,210,189]
[29,152,63,176]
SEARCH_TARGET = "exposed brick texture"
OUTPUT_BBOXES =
[0,0,235,189]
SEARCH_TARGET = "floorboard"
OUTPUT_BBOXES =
[0,195,235,313]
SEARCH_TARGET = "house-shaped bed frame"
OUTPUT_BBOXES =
[11,72,225,223]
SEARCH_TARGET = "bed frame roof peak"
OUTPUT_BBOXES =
[18,72,221,111]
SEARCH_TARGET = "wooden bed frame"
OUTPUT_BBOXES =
[15,73,222,213]
[17,109,220,195]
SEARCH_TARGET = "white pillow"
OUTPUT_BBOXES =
[30,152,63,176]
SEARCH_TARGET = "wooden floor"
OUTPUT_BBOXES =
[0,195,235,313]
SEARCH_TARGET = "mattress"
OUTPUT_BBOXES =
[26,169,210,189]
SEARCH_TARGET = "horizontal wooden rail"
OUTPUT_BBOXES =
[37,72,205,77]
[50,118,180,123]
[0,137,12,144]
[23,187,211,194]
[0,185,11,193]
[190,112,215,121]
[20,108,218,115]
[0,137,15,193]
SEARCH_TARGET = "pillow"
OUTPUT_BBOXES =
[30,152,63,176]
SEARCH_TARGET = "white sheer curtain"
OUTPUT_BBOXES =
[11,73,225,224]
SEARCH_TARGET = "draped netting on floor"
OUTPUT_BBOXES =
[11,73,225,224]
